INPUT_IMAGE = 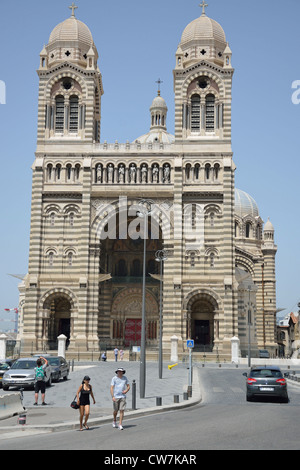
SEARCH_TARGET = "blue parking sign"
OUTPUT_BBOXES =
[187,339,194,348]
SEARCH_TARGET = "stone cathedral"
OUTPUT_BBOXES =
[18,3,278,360]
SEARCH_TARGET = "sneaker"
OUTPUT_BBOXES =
[42,402,47,406]
[118,424,124,430]
[112,421,117,428]
[33,402,38,406]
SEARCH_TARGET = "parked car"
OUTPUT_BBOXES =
[243,366,288,403]
[0,360,15,386]
[2,357,52,390]
[259,349,270,358]
[47,356,69,382]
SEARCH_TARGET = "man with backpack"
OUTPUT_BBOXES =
[34,356,49,406]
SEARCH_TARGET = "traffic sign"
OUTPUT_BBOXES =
[187,339,194,348]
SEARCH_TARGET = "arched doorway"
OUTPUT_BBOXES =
[185,290,220,352]
[42,293,72,350]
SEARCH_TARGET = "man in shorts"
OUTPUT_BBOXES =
[34,356,48,406]
[110,367,130,430]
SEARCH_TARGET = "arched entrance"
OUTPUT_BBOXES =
[185,290,220,352]
[41,291,74,350]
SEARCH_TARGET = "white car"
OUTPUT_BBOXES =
[2,357,52,390]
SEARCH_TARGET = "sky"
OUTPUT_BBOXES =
[0,0,299,330]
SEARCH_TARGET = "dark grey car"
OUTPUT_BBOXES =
[243,366,288,403]
[47,356,69,382]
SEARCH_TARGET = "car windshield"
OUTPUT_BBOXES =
[48,358,59,366]
[0,363,10,370]
[251,369,282,378]
[11,360,37,370]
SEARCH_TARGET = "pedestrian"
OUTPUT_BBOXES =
[110,367,130,430]
[114,347,119,362]
[119,349,124,361]
[76,375,96,431]
[34,356,48,406]
[101,351,107,361]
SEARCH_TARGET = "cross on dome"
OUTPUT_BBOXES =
[69,2,78,17]
[199,1,208,16]
[155,78,163,96]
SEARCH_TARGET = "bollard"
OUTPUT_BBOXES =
[187,385,192,397]
[18,414,26,425]
[132,380,136,410]
[219,363,222,368]
[174,395,179,403]
[156,397,162,406]
[183,392,188,400]
[72,359,74,372]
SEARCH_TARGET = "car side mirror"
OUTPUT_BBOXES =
[284,373,289,378]
[242,372,248,377]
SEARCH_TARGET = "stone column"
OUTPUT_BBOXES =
[57,334,67,358]
[0,334,8,360]
[231,336,240,364]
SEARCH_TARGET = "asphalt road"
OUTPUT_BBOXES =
[1,366,300,451]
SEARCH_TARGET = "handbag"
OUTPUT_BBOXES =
[70,395,79,409]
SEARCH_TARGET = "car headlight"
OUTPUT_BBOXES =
[3,372,10,378]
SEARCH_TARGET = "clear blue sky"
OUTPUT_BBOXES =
[0,0,299,330]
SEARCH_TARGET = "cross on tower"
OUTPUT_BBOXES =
[69,2,78,17]
[156,78,163,95]
[199,1,208,15]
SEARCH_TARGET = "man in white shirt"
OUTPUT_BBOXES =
[110,368,130,430]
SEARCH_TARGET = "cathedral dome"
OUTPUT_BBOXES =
[180,14,226,46]
[48,16,94,49]
[235,189,259,218]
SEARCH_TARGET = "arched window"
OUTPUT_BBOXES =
[205,163,211,180]
[66,164,72,181]
[214,163,220,180]
[48,251,54,267]
[116,259,127,277]
[68,252,73,266]
[56,164,61,181]
[69,96,79,133]
[47,164,53,181]
[246,223,251,238]
[55,96,64,132]
[210,253,215,268]
[191,94,200,132]
[206,94,215,131]
[69,213,74,226]
[75,164,80,181]
[50,213,55,226]
[131,259,141,277]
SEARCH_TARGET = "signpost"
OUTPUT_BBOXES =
[187,340,194,387]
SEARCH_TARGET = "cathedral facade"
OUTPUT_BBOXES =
[18,4,278,359]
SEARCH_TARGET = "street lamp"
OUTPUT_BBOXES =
[248,285,252,368]
[137,199,153,398]
[155,249,168,379]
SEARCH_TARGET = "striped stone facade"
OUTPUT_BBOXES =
[18,8,278,359]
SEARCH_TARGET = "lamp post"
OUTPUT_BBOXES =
[248,285,252,368]
[137,199,153,399]
[155,249,168,379]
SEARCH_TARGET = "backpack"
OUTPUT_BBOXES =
[35,366,45,381]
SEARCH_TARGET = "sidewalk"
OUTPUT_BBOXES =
[0,361,201,439]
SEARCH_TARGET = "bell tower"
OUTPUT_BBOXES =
[173,2,234,146]
[37,3,103,147]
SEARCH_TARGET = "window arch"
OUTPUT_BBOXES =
[246,223,251,238]
[191,94,200,132]
[69,96,79,133]
[55,95,64,132]
[206,94,215,131]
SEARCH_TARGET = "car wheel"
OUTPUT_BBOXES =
[2,385,9,391]
[63,373,69,381]
[246,394,253,402]
[47,375,52,387]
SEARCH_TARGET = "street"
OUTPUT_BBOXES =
[0,365,300,451]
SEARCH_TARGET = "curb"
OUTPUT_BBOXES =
[0,369,202,435]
